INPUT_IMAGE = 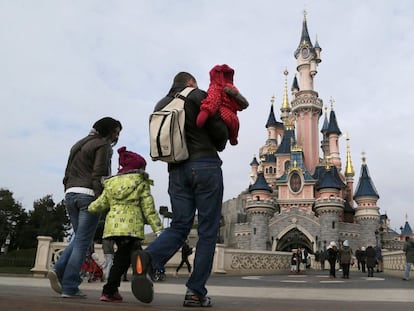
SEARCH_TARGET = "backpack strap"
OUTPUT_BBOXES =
[165,87,195,109]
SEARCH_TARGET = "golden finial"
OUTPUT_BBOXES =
[303,8,307,21]
[361,151,366,164]
[325,155,332,169]
[281,68,290,110]
[406,213,408,221]
[344,132,355,176]
[271,95,275,106]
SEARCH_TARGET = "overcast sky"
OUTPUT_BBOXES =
[1,1,413,232]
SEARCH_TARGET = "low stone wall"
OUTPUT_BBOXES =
[30,236,407,278]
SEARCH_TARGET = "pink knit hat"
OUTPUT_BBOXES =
[117,146,146,173]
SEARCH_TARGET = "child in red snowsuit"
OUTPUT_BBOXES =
[196,64,249,145]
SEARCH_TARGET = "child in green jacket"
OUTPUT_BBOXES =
[89,146,163,303]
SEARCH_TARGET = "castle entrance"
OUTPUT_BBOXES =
[276,228,313,253]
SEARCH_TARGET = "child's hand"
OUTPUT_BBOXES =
[196,110,209,128]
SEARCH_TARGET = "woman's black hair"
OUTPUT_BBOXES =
[93,117,122,138]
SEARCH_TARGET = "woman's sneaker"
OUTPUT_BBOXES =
[183,289,212,307]
[47,270,62,294]
[100,291,123,303]
[131,250,154,303]
[61,290,87,298]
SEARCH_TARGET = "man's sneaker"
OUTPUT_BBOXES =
[131,250,154,303]
[47,270,62,294]
[61,290,87,298]
[183,289,212,307]
[100,291,123,303]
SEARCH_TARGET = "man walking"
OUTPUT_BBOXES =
[403,236,414,280]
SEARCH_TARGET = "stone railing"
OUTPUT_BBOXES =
[31,236,407,278]
[31,237,291,277]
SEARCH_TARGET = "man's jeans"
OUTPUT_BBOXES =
[146,158,223,298]
[404,262,412,279]
[53,193,100,295]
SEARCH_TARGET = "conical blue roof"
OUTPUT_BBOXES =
[321,109,329,133]
[266,104,283,128]
[276,128,296,154]
[249,172,273,193]
[315,165,346,190]
[326,109,341,135]
[295,15,313,57]
[250,156,259,166]
[353,163,380,199]
[401,221,412,236]
[291,75,299,91]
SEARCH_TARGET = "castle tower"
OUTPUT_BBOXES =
[249,156,259,184]
[314,162,346,246]
[326,101,342,170]
[291,12,323,171]
[246,172,275,250]
[354,153,380,247]
[320,106,330,159]
[344,135,355,204]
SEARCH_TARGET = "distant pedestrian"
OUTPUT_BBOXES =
[360,247,367,273]
[366,245,376,277]
[102,238,115,281]
[339,240,353,279]
[174,240,193,276]
[319,249,326,270]
[403,236,414,280]
[326,241,338,279]
[375,245,383,272]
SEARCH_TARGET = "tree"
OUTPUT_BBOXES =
[25,195,71,247]
[0,189,26,252]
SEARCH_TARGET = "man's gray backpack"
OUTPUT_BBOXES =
[149,87,194,163]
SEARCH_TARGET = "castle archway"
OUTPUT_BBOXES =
[275,227,314,254]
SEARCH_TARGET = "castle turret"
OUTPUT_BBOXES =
[326,101,342,170]
[245,172,275,250]
[249,156,259,184]
[314,162,346,245]
[354,153,380,247]
[320,106,329,159]
[291,12,323,171]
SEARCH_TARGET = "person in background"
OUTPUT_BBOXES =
[359,247,367,273]
[131,71,233,307]
[174,240,193,277]
[88,146,163,303]
[403,236,414,280]
[374,245,383,273]
[47,117,122,298]
[339,240,353,279]
[326,241,338,279]
[365,245,376,277]
[102,238,115,282]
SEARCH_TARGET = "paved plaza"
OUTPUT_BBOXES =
[0,269,413,310]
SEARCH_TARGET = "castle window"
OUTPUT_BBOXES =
[253,228,256,235]
[332,221,335,229]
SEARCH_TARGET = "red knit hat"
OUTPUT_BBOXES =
[117,146,146,173]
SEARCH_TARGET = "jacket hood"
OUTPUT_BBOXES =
[209,64,234,86]
[103,171,150,200]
